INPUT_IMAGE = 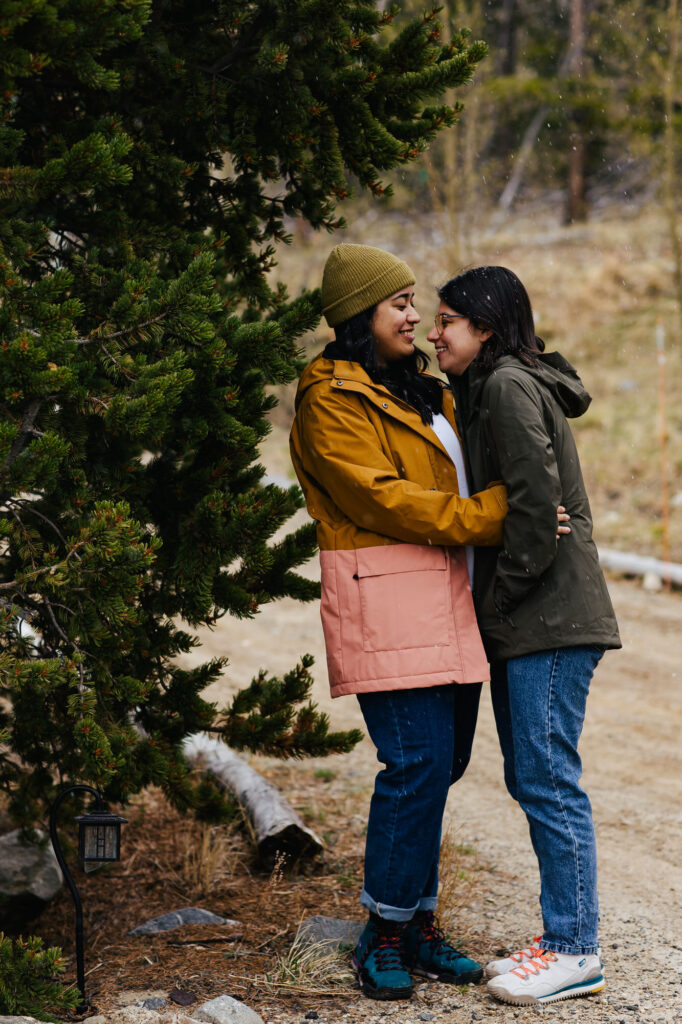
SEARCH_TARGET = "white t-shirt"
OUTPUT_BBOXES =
[429,412,474,587]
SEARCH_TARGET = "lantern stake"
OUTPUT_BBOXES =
[49,785,127,1010]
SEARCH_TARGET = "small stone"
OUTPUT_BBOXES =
[192,994,264,1024]
[117,990,168,1007]
[129,907,240,936]
[419,1014,435,1022]
[170,989,197,1006]
[294,915,363,952]
[304,1014,320,1020]
[140,998,167,1010]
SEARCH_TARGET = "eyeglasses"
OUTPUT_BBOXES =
[433,313,466,336]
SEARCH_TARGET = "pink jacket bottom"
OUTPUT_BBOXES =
[319,543,490,697]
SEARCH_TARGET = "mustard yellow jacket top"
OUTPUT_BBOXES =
[290,355,508,552]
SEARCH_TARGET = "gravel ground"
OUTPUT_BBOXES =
[186,571,681,1024]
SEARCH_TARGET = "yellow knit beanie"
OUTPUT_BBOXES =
[321,243,415,328]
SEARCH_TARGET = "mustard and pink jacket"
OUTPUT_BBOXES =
[289,356,508,698]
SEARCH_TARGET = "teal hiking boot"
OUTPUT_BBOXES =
[352,915,413,1001]
[405,910,483,984]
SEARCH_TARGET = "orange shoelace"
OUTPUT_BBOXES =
[508,937,545,964]
[510,950,559,980]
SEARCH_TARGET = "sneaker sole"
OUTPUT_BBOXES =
[413,965,484,985]
[351,955,413,1001]
[488,973,605,1006]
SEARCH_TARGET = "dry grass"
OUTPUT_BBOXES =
[178,820,245,899]
[264,938,355,995]
[436,823,493,937]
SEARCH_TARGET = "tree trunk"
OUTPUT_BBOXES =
[662,0,682,330]
[564,0,587,223]
[496,0,518,76]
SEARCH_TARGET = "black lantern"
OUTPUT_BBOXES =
[76,808,127,863]
[49,785,127,1010]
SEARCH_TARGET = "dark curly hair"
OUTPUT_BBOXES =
[323,305,443,424]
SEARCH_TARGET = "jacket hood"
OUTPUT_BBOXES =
[510,351,592,417]
[456,351,591,420]
[294,355,347,410]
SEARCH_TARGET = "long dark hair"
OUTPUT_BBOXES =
[323,306,443,424]
[438,266,544,373]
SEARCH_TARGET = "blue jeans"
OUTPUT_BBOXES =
[490,646,603,955]
[357,682,481,921]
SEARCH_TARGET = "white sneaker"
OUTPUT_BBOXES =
[486,950,604,1005]
[485,937,545,978]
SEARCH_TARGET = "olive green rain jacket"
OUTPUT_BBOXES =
[450,352,621,662]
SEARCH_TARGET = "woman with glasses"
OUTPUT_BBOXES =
[290,244,567,1003]
[427,265,620,1007]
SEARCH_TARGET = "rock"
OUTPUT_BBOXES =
[117,990,168,1006]
[140,997,167,1010]
[89,1010,159,1023]
[294,915,363,952]
[191,995,264,1024]
[128,907,241,936]
[0,1017,58,1024]
[170,990,197,1006]
[643,571,663,592]
[0,829,62,929]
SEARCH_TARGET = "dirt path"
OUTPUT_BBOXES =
[181,556,681,1023]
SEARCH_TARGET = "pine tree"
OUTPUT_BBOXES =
[0,933,80,1021]
[0,0,487,828]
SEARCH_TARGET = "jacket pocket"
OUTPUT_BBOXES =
[354,545,454,653]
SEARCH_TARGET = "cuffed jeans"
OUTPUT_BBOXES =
[357,682,481,921]
[490,645,604,955]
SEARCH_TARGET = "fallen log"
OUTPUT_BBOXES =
[182,734,324,869]
[598,547,682,586]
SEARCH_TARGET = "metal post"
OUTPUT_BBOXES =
[49,784,102,1010]
[656,319,671,590]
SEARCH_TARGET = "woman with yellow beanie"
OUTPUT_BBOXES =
[291,246,571,1001]
[290,242,518,1001]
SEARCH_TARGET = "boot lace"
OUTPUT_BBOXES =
[418,912,467,962]
[370,923,407,971]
